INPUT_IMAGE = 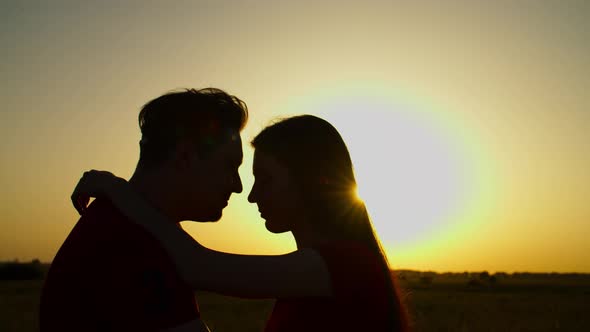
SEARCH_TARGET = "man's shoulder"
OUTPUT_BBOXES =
[54,200,125,252]
[74,198,156,244]
[82,198,130,228]
[52,199,165,268]
[80,199,178,265]
[42,202,200,331]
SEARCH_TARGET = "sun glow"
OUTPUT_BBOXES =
[282,86,484,250]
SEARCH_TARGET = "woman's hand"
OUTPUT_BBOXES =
[71,170,125,215]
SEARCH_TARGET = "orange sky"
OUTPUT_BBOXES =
[1,1,589,272]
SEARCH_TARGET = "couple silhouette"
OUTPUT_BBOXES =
[39,88,410,331]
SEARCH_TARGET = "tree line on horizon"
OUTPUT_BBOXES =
[1,259,588,281]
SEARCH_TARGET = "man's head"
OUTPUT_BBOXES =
[135,88,248,222]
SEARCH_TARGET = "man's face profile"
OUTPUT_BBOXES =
[176,131,243,222]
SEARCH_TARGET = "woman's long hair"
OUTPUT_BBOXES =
[251,115,410,331]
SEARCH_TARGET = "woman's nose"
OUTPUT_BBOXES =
[248,185,256,203]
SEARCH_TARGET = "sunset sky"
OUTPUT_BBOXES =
[1,1,588,273]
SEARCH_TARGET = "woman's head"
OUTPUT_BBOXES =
[249,114,410,330]
[248,114,361,235]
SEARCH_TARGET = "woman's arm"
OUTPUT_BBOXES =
[72,170,332,299]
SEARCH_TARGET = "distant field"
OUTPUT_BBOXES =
[2,271,589,331]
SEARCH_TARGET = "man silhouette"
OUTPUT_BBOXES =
[40,88,248,331]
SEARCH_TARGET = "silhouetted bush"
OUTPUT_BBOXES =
[0,259,44,280]
[489,275,497,286]
[420,276,433,285]
[467,278,483,287]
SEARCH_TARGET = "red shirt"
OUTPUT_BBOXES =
[40,199,200,331]
[264,242,393,332]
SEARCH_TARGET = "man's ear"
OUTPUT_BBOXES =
[173,138,200,171]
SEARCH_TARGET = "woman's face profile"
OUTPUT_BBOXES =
[248,150,304,233]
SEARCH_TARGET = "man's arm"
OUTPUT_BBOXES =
[73,171,333,299]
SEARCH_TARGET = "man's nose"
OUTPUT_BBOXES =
[233,173,243,193]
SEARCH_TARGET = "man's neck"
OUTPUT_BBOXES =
[128,169,181,224]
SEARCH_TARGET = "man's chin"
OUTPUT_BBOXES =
[265,221,289,234]
[205,210,223,222]
[188,210,223,222]
[208,216,222,222]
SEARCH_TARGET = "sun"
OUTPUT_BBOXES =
[306,96,472,248]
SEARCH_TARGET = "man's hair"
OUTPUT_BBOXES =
[137,88,248,168]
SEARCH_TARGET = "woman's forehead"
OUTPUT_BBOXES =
[252,150,287,173]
